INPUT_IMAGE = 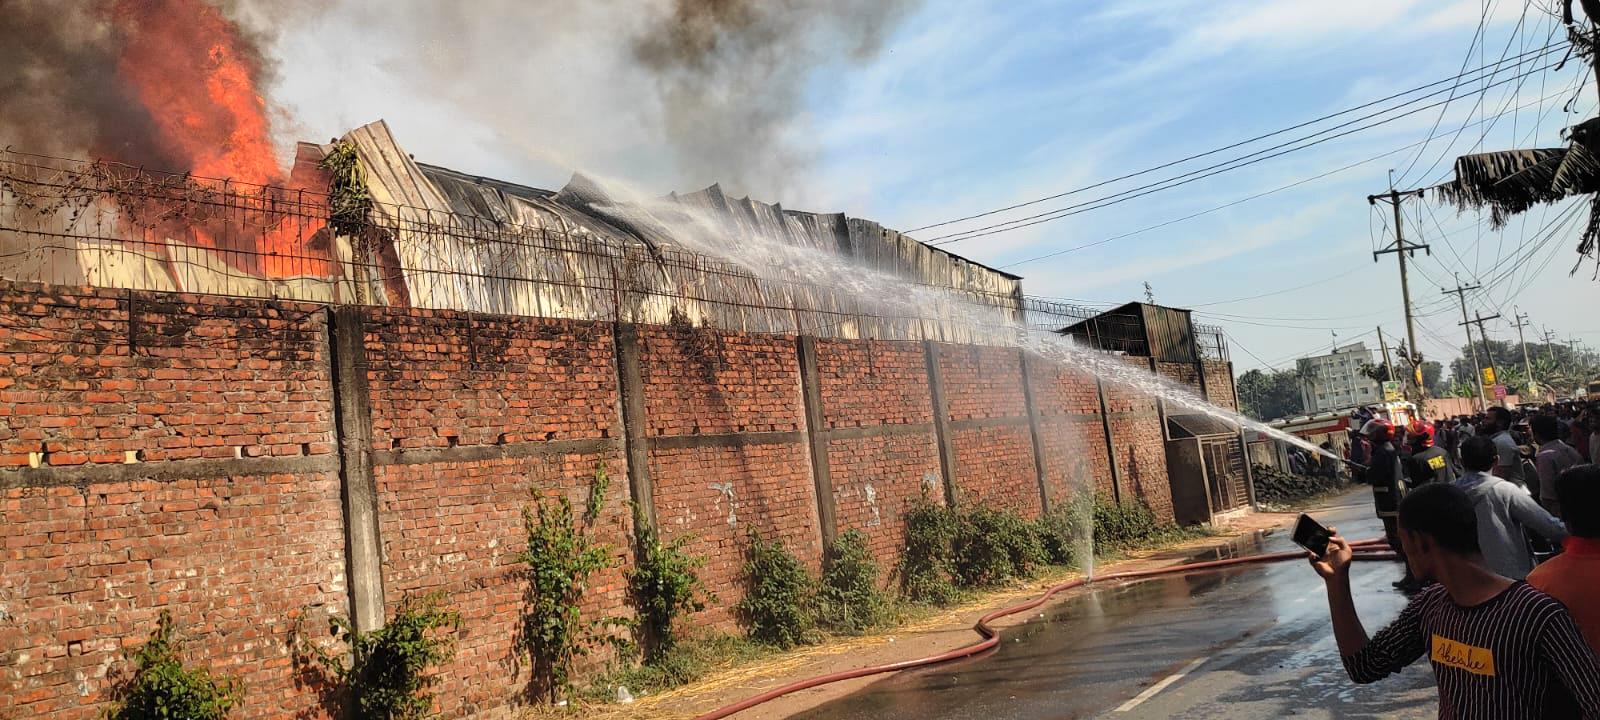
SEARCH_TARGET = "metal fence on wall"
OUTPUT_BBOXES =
[0,150,1030,344]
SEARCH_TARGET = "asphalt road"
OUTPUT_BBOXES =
[791,491,1437,720]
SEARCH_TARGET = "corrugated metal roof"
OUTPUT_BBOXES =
[1167,413,1238,439]
[333,120,1023,341]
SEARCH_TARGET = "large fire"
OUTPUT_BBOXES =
[102,0,332,279]
[112,0,284,187]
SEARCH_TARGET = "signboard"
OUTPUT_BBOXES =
[1493,383,1507,400]
[1482,367,1496,385]
[1382,380,1403,402]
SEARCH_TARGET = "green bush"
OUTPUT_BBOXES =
[951,505,1046,588]
[628,518,708,665]
[897,495,959,605]
[107,611,243,720]
[736,529,815,648]
[817,529,888,634]
[518,466,629,703]
[1092,497,1161,550]
[1034,499,1090,567]
[295,592,460,720]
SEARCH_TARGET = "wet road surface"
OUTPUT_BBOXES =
[792,491,1436,719]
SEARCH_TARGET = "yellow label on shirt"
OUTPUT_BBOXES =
[1427,455,1447,470]
[1431,634,1496,676]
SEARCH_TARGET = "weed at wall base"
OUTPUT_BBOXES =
[107,611,244,720]
[736,528,817,649]
[627,513,710,665]
[293,592,460,720]
[817,529,888,634]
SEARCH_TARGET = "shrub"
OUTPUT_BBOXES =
[295,592,460,720]
[107,611,243,720]
[519,466,629,703]
[736,528,815,648]
[817,529,888,634]
[1092,497,1161,550]
[951,505,1046,588]
[1034,503,1083,567]
[628,517,708,665]
[897,494,959,605]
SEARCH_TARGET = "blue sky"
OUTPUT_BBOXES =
[273,0,1600,372]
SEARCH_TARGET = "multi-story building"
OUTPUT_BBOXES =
[1297,341,1382,413]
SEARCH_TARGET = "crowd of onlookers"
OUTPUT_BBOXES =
[1313,401,1600,717]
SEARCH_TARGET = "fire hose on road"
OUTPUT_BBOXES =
[695,537,1398,720]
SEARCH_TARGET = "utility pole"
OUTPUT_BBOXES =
[1442,277,1486,411]
[1512,310,1535,398]
[1542,327,1559,364]
[1369,186,1429,402]
[1376,327,1397,383]
[1460,311,1503,407]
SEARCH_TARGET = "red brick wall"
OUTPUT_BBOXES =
[1155,361,1201,394]
[637,326,802,436]
[939,344,1026,421]
[1202,360,1237,411]
[1026,359,1114,505]
[2,280,1219,717]
[937,345,1039,517]
[814,340,939,570]
[0,286,334,468]
[0,284,344,720]
[638,327,818,625]
[361,308,630,717]
[1105,357,1174,521]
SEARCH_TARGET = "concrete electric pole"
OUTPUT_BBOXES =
[1460,311,1503,407]
[1442,277,1487,411]
[1369,187,1429,402]
[1512,310,1535,397]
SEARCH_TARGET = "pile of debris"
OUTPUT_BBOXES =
[1251,465,1349,507]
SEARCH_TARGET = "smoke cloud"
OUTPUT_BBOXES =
[0,0,306,173]
[632,0,921,196]
[2,0,920,201]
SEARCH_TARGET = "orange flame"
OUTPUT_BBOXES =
[113,0,283,186]
[107,0,333,279]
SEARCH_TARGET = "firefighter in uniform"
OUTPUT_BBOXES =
[1363,418,1420,591]
[1406,421,1455,487]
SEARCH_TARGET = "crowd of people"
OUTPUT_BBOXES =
[1315,401,1600,718]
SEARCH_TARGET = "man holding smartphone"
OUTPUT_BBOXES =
[1310,484,1600,718]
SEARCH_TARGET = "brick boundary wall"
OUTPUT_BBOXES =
[0,281,1233,717]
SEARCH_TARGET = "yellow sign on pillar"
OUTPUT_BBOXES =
[1482,367,1496,385]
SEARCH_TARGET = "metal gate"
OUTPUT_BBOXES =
[1201,436,1249,513]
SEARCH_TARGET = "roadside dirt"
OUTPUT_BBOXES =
[538,505,1312,720]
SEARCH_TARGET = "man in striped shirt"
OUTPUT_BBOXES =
[1311,483,1600,718]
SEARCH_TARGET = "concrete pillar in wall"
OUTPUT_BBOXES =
[1016,349,1052,514]
[327,306,386,633]
[923,340,960,506]
[795,336,837,549]
[613,323,658,534]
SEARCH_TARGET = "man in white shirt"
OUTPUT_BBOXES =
[1454,435,1566,579]
[1485,407,1526,488]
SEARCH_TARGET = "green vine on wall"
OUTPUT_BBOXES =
[105,611,244,720]
[518,464,630,704]
[294,592,461,720]
[627,511,709,665]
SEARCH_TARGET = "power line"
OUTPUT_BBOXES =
[907,39,1567,234]
[1393,0,1501,184]
[927,55,1568,248]
[998,84,1575,269]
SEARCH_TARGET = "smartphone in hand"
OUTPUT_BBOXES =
[1293,513,1332,557]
